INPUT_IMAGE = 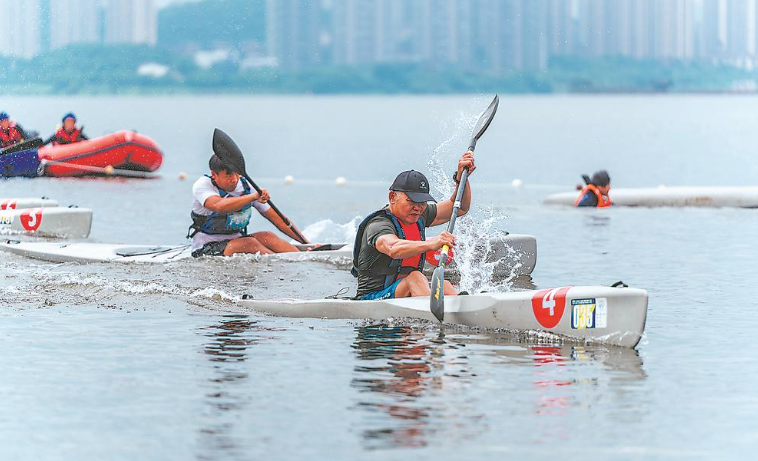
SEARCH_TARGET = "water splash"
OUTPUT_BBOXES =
[425,104,529,294]
[302,217,361,244]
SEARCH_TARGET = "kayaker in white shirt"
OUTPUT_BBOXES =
[188,154,304,257]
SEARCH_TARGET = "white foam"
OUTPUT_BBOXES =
[302,217,360,244]
[190,287,240,302]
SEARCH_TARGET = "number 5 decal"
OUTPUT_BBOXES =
[20,208,43,231]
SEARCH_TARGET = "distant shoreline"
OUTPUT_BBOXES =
[3,87,758,96]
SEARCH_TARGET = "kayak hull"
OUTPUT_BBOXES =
[0,234,537,277]
[0,198,59,210]
[38,131,163,177]
[545,186,758,208]
[0,207,92,238]
[239,286,648,348]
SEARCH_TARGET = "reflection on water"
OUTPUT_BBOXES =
[351,325,478,450]
[196,315,283,460]
[351,326,647,450]
[583,214,611,228]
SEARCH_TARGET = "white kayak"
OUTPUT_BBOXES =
[0,241,342,264]
[239,285,648,348]
[0,234,537,276]
[0,207,92,238]
[545,186,758,208]
[0,197,59,210]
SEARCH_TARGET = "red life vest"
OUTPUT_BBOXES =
[0,124,23,148]
[398,220,423,275]
[53,128,83,145]
[575,184,612,208]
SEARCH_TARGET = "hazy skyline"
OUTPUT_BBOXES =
[156,0,199,7]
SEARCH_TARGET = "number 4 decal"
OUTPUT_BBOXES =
[531,287,572,329]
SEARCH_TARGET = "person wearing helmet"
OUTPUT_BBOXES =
[0,112,29,149]
[43,113,89,146]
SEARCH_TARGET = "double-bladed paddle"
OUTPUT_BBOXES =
[212,128,308,244]
[430,95,500,322]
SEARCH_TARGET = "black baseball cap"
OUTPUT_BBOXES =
[390,170,436,203]
[591,170,611,187]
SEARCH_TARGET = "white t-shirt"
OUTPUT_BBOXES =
[191,176,271,250]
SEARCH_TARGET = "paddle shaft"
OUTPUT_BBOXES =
[437,167,471,267]
[1,138,42,156]
[241,172,308,244]
[430,95,499,322]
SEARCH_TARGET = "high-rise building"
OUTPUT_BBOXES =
[521,0,548,70]
[547,0,574,57]
[105,0,157,45]
[726,0,757,59]
[629,0,654,59]
[700,0,727,59]
[652,0,695,59]
[419,0,474,66]
[480,0,523,71]
[266,0,323,69]
[605,0,634,57]
[331,0,381,65]
[263,0,757,70]
[0,0,42,58]
[50,0,101,50]
[373,0,422,63]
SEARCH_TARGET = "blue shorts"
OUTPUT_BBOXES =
[360,279,402,301]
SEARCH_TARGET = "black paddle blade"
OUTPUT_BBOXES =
[469,94,500,151]
[212,128,247,175]
[430,266,445,322]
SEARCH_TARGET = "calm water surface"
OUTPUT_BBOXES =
[1,95,757,460]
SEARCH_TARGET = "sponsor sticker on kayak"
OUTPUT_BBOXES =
[570,298,607,330]
[531,287,572,329]
[0,212,13,225]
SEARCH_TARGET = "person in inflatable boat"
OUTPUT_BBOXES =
[351,152,475,300]
[575,170,612,208]
[0,112,30,149]
[188,154,306,257]
[43,113,89,146]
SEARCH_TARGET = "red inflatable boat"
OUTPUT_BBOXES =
[38,131,163,177]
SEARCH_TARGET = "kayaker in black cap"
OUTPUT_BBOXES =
[351,151,475,300]
[575,170,612,208]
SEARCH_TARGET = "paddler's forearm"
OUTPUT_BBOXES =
[381,238,434,260]
[205,194,258,213]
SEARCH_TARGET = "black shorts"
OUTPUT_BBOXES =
[191,240,230,258]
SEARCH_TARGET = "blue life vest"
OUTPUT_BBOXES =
[351,208,426,289]
[188,176,253,238]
